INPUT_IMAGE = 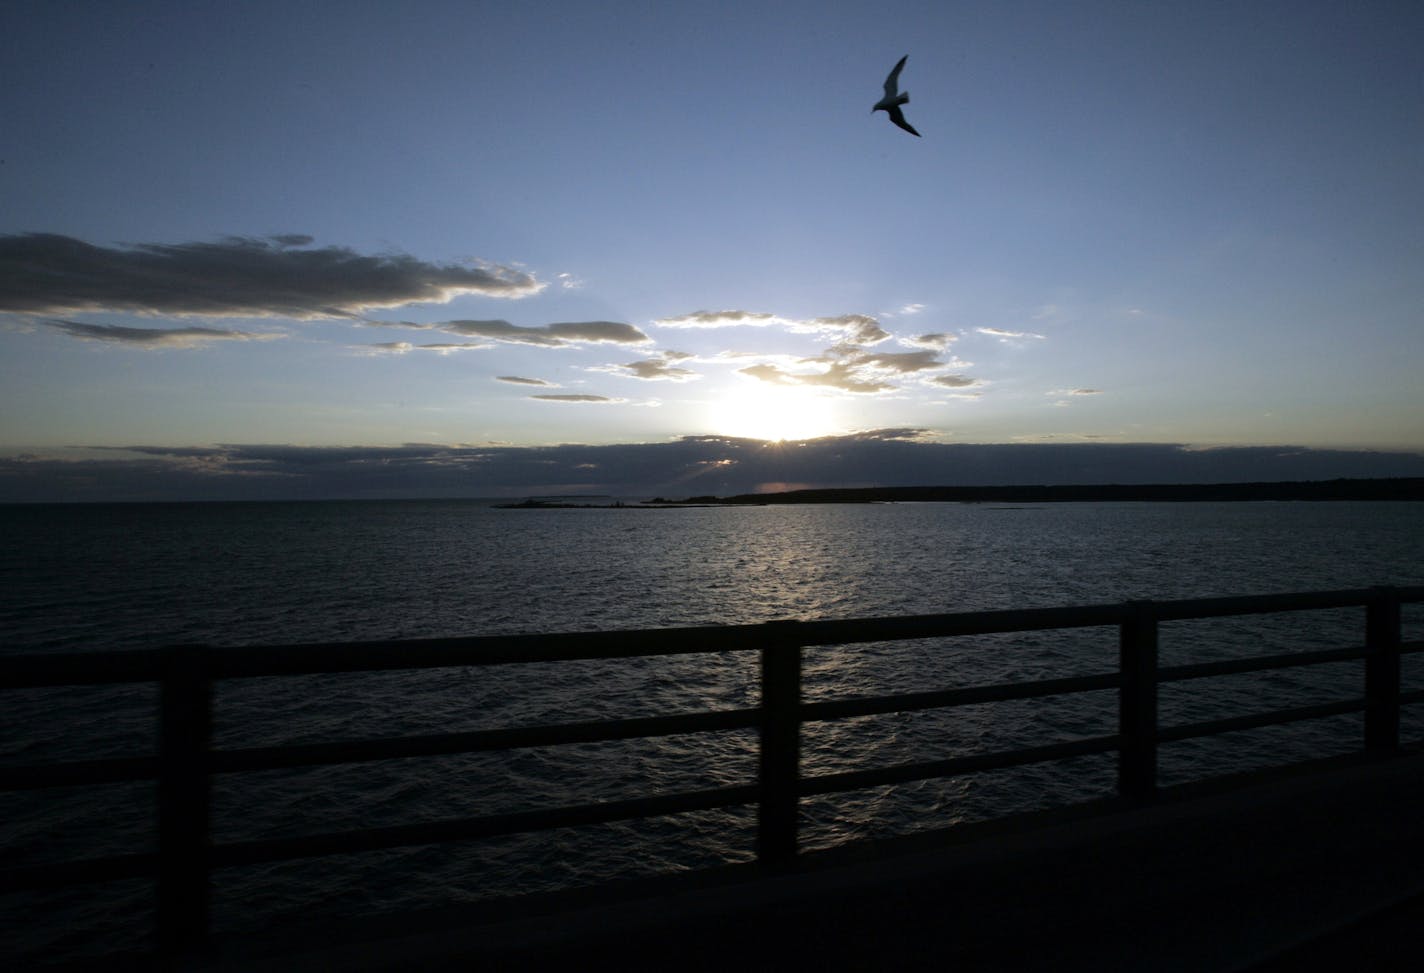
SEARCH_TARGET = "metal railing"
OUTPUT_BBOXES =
[3,585,1422,959]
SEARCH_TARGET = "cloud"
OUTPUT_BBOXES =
[904,333,956,350]
[737,345,951,395]
[930,374,980,388]
[45,319,282,348]
[6,437,1422,502]
[416,343,489,355]
[737,363,804,387]
[841,349,944,373]
[496,375,555,386]
[531,394,622,403]
[0,233,543,319]
[656,310,776,329]
[358,340,488,356]
[978,327,1046,341]
[1049,388,1102,407]
[621,359,699,381]
[656,309,890,345]
[441,319,650,346]
[594,350,701,382]
[737,361,893,394]
[810,314,890,345]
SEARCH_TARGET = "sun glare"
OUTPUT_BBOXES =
[709,383,842,442]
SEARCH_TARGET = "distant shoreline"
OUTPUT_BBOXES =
[489,478,1424,509]
[665,478,1424,505]
[10,479,1420,508]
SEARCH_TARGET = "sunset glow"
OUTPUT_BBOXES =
[1,1,1421,500]
[708,384,843,443]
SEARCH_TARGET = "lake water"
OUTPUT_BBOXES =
[3,499,1423,962]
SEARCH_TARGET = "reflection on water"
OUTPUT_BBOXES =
[4,500,1423,648]
[3,501,1423,960]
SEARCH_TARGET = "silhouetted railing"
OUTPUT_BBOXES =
[3,586,1422,960]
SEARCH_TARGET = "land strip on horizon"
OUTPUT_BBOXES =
[653,478,1424,506]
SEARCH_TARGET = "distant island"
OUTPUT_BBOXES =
[493,478,1424,509]
[655,478,1424,505]
[494,496,758,509]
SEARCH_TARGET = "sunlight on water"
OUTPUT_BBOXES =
[3,500,1423,959]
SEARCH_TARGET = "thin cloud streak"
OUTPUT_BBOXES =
[357,341,490,356]
[978,327,1046,341]
[656,310,890,345]
[530,394,622,403]
[441,319,650,346]
[655,310,778,328]
[44,319,282,348]
[930,374,980,388]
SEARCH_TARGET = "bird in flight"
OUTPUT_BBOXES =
[873,55,920,137]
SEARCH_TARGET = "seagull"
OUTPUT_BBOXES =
[873,55,920,137]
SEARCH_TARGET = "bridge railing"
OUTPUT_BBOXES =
[3,585,1422,958]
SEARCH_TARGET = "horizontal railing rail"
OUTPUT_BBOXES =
[3,585,1423,961]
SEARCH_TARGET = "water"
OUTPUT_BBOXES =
[3,500,1423,962]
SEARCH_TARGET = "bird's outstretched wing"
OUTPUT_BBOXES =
[882,54,908,98]
[887,105,921,137]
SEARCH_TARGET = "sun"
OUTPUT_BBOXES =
[708,383,842,442]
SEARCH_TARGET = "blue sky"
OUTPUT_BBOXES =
[2,1,1421,498]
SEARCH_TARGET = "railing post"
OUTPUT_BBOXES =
[1365,587,1402,753]
[157,644,213,961]
[1119,601,1158,801]
[758,621,801,866]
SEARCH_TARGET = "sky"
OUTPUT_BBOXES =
[2,0,1422,500]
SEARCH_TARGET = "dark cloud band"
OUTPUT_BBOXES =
[3,436,1421,502]
[0,233,543,318]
